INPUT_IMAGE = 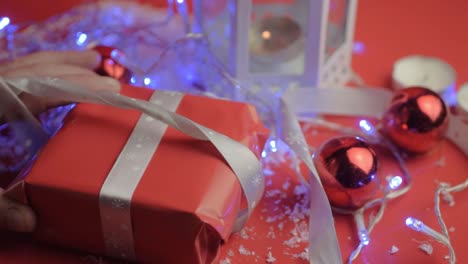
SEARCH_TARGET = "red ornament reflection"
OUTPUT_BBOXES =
[92,45,132,84]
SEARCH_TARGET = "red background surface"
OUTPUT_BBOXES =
[1,1,468,263]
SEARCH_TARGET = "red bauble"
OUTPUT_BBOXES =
[92,46,132,84]
[313,136,380,210]
[383,87,449,153]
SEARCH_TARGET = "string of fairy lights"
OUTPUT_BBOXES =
[1,1,467,263]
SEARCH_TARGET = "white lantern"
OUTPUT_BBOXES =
[196,0,358,88]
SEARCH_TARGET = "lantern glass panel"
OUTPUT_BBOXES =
[248,0,310,75]
[325,0,349,61]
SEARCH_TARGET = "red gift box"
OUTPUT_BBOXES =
[6,85,266,263]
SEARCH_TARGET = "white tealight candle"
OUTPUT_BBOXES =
[392,55,457,104]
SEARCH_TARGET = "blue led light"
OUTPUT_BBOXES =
[144,78,151,85]
[359,231,370,246]
[359,119,373,133]
[176,0,184,3]
[130,77,136,84]
[405,217,423,232]
[0,17,10,31]
[269,139,278,153]
[353,41,365,54]
[389,176,403,189]
[405,217,414,227]
[110,49,119,59]
[185,71,194,82]
[75,32,88,46]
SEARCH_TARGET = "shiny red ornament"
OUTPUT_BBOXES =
[383,87,449,153]
[92,45,132,83]
[313,136,380,210]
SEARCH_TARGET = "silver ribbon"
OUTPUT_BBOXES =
[278,98,342,264]
[99,91,182,260]
[280,86,393,264]
[0,77,265,259]
[282,86,393,119]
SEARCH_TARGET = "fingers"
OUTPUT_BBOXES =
[2,61,121,114]
[18,74,121,115]
[0,50,101,74]
[0,189,35,233]
[58,74,121,93]
[2,63,93,79]
[0,49,121,115]
[1,63,121,93]
[0,50,120,94]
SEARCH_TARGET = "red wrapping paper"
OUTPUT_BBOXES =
[7,85,267,263]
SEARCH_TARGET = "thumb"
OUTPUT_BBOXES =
[0,189,36,232]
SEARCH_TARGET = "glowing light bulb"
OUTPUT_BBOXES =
[269,139,278,153]
[0,17,10,31]
[389,176,403,189]
[359,230,370,246]
[144,78,151,86]
[355,213,370,246]
[405,217,446,241]
[76,32,88,46]
[359,119,373,133]
[405,217,421,231]
[110,49,120,59]
[261,30,271,40]
[353,41,365,54]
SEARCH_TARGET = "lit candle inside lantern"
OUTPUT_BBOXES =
[249,16,302,56]
[249,15,305,75]
[195,0,358,87]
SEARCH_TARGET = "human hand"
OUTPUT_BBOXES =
[0,50,121,115]
[0,187,35,232]
[0,50,122,232]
